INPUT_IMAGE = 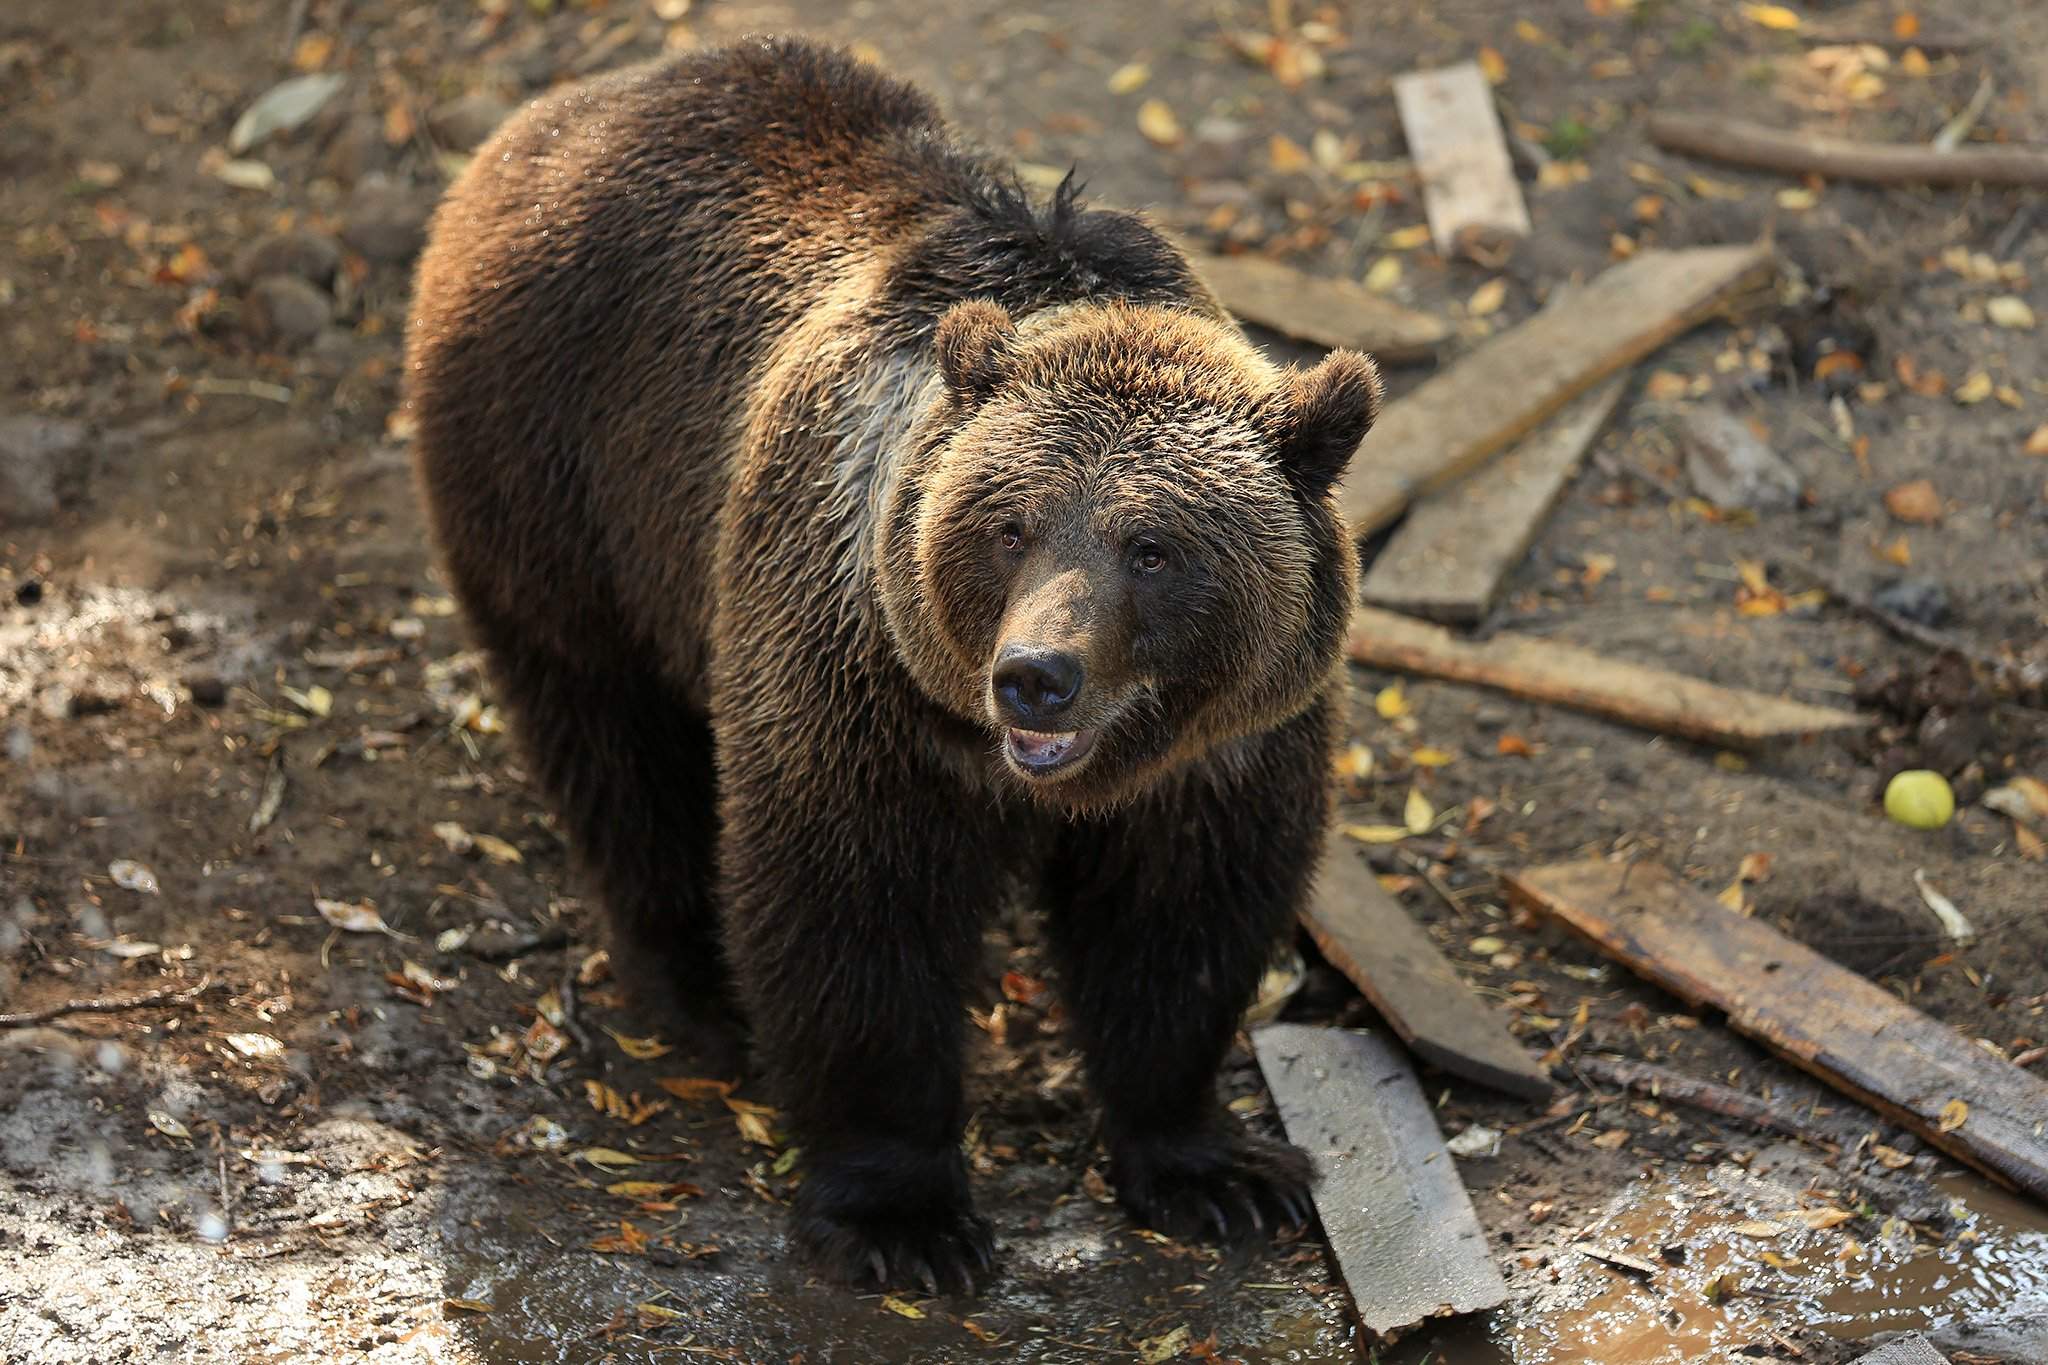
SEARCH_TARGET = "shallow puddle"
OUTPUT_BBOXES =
[1381,1150,2048,1365]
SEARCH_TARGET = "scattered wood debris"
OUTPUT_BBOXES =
[1361,376,1626,623]
[0,978,218,1029]
[1648,112,2048,188]
[1252,1024,1508,1339]
[1848,1334,1950,1364]
[1341,245,1777,535]
[1346,605,1868,748]
[1301,834,1552,1100]
[1392,62,1530,259]
[1181,246,1450,363]
[1577,1054,1866,1152]
[1506,858,2048,1205]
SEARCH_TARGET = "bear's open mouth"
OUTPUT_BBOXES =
[1004,726,1100,777]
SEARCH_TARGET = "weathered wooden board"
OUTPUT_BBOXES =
[1346,605,1867,748]
[1253,1024,1508,1337]
[1360,375,1626,623]
[1303,835,1551,1100]
[1849,1333,1949,1364]
[1182,247,1451,364]
[1392,62,1531,258]
[1341,244,1775,536]
[1505,859,2048,1205]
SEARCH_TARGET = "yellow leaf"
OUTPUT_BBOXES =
[1987,296,2037,330]
[1341,823,1411,844]
[2025,424,2048,456]
[656,1076,735,1102]
[1955,371,1994,404]
[1790,1207,1855,1230]
[1937,1098,1968,1133]
[1717,880,1751,914]
[1468,277,1507,317]
[1514,19,1550,44]
[1741,3,1802,31]
[880,1295,925,1320]
[1364,255,1403,293]
[1899,46,1930,77]
[1775,187,1818,210]
[1268,134,1312,174]
[1411,746,1455,768]
[1404,786,1436,835]
[443,1298,493,1314]
[636,1303,686,1327]
[1477,46,1508,84]
[1107,62,1150,94]
[603,1026,672,1060]
[1375,684,1409,720]
[1687,174,1749,200]
[1332,743,1376,779]
[1876,535,1912,567]
[1136,99,1182,146]
[1383,223,1432,251]
[606,1180,673,1198]
[471,833,523,865]
[577,1147,643,1169]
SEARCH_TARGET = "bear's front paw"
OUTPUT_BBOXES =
[793,1202,996,1296]
[1112,1125,1316,1243]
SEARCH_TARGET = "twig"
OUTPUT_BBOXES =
[1992,202,2038,260]
[1932,75,1996,154]
[463,925,570,963]
[558,963,601,1070]
[1577,1055,1862,1150]
[1648,112,2048,188]
[1771,559,2013,676]
[0,977,216,1029]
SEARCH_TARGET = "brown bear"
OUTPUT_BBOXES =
[405,36,1379,1293]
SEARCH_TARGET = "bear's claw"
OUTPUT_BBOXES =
[795,1204,996,1296]
[1112,1126,1317,1244]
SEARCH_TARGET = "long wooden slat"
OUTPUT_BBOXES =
[1180,247,1451,363]
[1360,375,1626,623]
[1650,112,2048,188]
[1392,62,1531,257]
[1303,834,1552,1100]
[1341,244,1775,535]
[1505,858,2048,1204]
[1849,1336,1949,1365]
[1253,1024,1508,1337]
[1346,604,1867,748]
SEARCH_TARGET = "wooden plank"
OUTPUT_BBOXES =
[1649,112,2048,189]
[1346,604,1867,748]
[1360,375,1626,623]
[1850,1335,1949,1365]
[1341,244,1776,536]
[1253,1024,1508,1337]
[1181,247,1451,364]
[1392,63,1531,258]
[1303,834,1552,1100]
[1505,859,2048,1205]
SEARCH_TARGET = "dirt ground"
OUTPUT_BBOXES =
[3,0,2047,1362]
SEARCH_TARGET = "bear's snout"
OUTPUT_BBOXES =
[991,644,1083,725]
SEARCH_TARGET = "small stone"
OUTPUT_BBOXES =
[1678,406,1801,511]
[1871,576,1952,628]
[341,173,431,265]
[186,675,227,708]
[428,91,515,153]
[232,231,342,289]
[0,415,90,527]
[243,274,332,350]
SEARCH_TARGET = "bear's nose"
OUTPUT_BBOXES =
[992,645,1083,724]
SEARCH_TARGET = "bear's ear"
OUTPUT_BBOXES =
[1265,349,1382,499]
[933,299,1017,403]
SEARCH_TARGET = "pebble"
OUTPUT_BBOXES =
[244,274,333,350]
[341,173,431,265]
[0,414,89,526]
[233,230,342,289]
[428,90,515,152]
[1872,576,1952,628]
[1677,406,1802,511]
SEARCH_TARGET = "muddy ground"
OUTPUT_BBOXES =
[3,0,2047,1361]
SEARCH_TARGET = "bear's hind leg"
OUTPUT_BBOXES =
[478,621,732,1038]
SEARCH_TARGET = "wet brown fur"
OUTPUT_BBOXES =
[406,37,1379,1293]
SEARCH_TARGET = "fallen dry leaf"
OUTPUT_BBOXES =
[1955,371,1995,405]
[655,1076,735,1103]
[1468,278,1507,317]
[602,1026,671,1060]
[1375,684,1409,720]
[1403,787,1436,835]
[2025,424,2048,456]
[1342,823,1411,844]
[1738,852,1774,883]
[314,896,402,936]
[1741,2,1802,30]
[1106,62,1149,94]
[880,1295,926,1320]
[1987,296,2037,331]
[1883,479,1942,524]
[1136,98,1182,146]
[1938,1098,1969,1133]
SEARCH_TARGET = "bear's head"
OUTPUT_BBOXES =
[878,300,1378,812]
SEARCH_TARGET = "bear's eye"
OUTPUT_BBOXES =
[998,521,1025,553]
[1130,542,1168,575]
